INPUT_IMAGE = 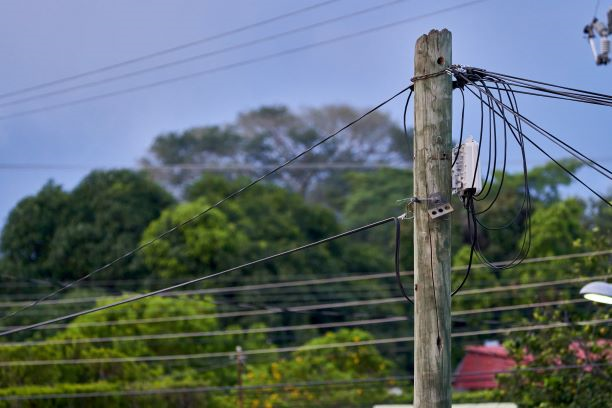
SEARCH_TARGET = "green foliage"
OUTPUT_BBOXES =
[499,309,612,408]
[143,104,410,194]
[0,170,174,283]
[241,329,394,407]
[0,100,610,407]
[140,175,400,344]
[529,199,586,257]
[0,182,70,279]
[0,295,270,388]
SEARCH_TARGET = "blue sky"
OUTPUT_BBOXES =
[0,0,610,225]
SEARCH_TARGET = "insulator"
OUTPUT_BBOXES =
[601,37,610,55]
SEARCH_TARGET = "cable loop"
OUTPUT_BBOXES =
[410,68,451,83]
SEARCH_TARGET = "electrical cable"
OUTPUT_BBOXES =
[444,65,612,294]
[1,363,610,401]
[2,272,605,332]
[461,79,611,206]
[0,0,344,100]
[1,249,608,308]
[472,80,612,181]
[0,216,398,337]
[0,298,588,348]
[463,67,612,179]
[0,0,490,121]
[0,318,609,367]
[0,0,410,109]
[0,86,409,323]
[397,89,415,305]
[394,217,413,304]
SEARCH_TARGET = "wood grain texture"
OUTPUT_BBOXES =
[412,29,452,408]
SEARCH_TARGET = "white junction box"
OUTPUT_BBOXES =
[452,136,482,197]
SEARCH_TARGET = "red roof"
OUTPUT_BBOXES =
[453,345,516,390]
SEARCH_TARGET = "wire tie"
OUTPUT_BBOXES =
[410,69,450,83]
[397,212,414,221]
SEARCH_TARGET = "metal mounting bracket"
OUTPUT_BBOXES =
[427,192,454,219]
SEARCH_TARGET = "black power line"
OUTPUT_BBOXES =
[0,0,408,109]
[0,216,398,337]
[0,0,490,121]
[0,0,344,100]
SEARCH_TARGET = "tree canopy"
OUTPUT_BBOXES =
[1,170,174,283]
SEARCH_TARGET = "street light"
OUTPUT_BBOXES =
[580,281,612,305]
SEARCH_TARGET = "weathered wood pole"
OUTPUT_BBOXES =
[413,29,453,408]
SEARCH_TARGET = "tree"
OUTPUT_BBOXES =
[0,295,272,407]
[234,329,395,407]
[0,170,174,284]
[139,175,399,341]
[141,105,411,195]
[0,181,70,280]
[499,309,611,408]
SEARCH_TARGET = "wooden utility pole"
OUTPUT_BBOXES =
[412,29,453,407]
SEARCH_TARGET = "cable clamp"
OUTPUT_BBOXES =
[397,212,414,221]
[396,196,432,205]
[450,64,467,74]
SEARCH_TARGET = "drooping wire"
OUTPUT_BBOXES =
[398,89,415,305]
[594,0,601,17]
[451,87,466,167]
[467,79,533,270]
[451,192,477,296]
[464,74,611,206]
[474,81,612,181]
[463,67,612,180]
[449,69,534,293]
[0,86,410,323]
[394,217,413,304]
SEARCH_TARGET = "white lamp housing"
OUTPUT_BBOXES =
[580,281,612,305]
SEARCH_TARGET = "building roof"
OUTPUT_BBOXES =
[453,345,515,390]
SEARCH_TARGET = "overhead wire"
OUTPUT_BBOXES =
[0,216,400,337]
[0,318,609,366]
[444,65,612,295]
[0,249,608,308]
[0,0,344,100]
[1,273,606,332]
[1,362,610,401]
[0,298,589,348]
[458,75,611,205]
[463,67,612,179]
[0,86,410,323]
[0,0,490,121]
[0,0,409,109]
